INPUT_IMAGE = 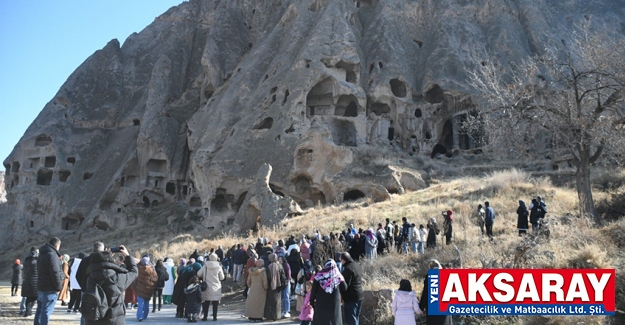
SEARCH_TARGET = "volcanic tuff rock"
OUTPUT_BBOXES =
[2,0,624,249]
[0,172,5,204]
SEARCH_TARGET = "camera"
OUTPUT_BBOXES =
[110,246,121,253]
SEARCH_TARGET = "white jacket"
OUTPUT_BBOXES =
[410,227,420,242]
[69,258,82,290]
[163,259,176,295]
[392,290,422,325]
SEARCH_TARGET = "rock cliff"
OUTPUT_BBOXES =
[0,172,5,204]
[2,0,623,249]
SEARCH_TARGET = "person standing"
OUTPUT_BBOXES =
[58,254,70,306]
[426,218,439,249]
[310,260,347,325]
[410,224,420,254]
[418,225,427,254]
[83,246,138,325]
[184,276,203,323]
[385,219,394,252]
[264,253,285,321]
[392,279,422,325]
[340,252,363,325]
[278,256,292,318]
[364,228,378,259]
[67,253,85,314]
[475,204,486,236]
[197,253,225,321]
[516,200,529,235]
[21,247,38,317]
[11,259,22,296]
[132,257,158,322]
[233,244,246,283]
[245,259,268,322]
[401,218,411,254]
[34,237,64,325]
[484,201,495,240]
[162,258,176,304]
[298,281,314,325]
[442,210,453,245]
[153,260,170,313]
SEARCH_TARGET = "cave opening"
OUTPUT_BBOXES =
[343,190,366,202]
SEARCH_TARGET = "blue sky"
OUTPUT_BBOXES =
[0,0,184,163]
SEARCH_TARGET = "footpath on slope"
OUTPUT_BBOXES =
[0,282,299,325]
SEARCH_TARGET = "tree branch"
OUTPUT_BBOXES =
[589,142,605,164]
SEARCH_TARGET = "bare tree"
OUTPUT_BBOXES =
[467,22,625,221]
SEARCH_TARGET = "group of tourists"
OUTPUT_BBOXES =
[10,195,550,325]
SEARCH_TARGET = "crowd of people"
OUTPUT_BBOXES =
[10,196,548,325]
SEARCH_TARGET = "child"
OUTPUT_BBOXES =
[298,281,314,325]
[184,276,202,323]
[392,279,422,325]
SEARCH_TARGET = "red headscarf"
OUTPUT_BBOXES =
[446,210,453,220]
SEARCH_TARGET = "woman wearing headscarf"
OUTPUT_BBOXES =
[243,250,258,298]
[197,253,225,321]
[132,257,158,321]
[11,259,22,296]
[58,254,71,305]
[517,200,529,235]
[364,228,378,259]
[245,259,268,322]
[278,256,292,318]
[443,210,453,245]
[426,218,439,249]
[21,247,39,317]
[173,259,202,318]
[264,253,286,321]
[529,198,541,233]
[162,258,176,304]
[177,258,187,276]
[348,234,363,261]
[310,259,348,325]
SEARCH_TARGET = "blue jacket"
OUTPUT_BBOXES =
[485,207,495,222]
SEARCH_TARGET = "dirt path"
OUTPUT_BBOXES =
[0,282,299,325]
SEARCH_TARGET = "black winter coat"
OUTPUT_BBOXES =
[85,256,138,325]
[517,206,529,229]
[37,243,64,292]
[184,284,202,314]
[21,254,38,298]
[155,265,170,289]
[530,202,541,224]
[172,265,200,306]
[310,279,348,325]
[286,250,302,280]
[340,260,363,302]
[77,254,94,292]
[12,263,23,285]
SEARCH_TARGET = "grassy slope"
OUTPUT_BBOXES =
[2,168,624,324]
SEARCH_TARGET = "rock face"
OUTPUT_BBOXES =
[0,172,6,204]
[1,0,623,248]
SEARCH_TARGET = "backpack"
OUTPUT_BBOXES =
[81,281,110,321]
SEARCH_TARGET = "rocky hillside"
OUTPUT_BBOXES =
[1,0,624,251]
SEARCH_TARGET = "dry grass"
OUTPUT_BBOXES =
[2,168,624,324]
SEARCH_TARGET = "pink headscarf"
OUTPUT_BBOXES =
[313,260,344,294]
